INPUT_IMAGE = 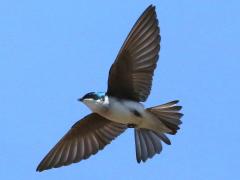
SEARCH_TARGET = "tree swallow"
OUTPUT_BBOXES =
[36,4,183,172]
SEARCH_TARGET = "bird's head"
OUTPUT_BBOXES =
[78,92,106,111]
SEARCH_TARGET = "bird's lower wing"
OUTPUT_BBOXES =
[36,113,127,172]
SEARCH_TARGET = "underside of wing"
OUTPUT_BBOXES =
[36,113,127,172]
[107,5,160,102]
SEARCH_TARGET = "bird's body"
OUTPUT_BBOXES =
[83,95,171,133]
[86,95,145,125]
[104,96,146,125]
[36,5,183,172]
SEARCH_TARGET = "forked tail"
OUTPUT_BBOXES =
[147,100,183,135]
[134,100,183,163]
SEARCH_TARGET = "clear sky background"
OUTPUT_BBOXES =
[0,0,239,179]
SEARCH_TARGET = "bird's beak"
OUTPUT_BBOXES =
[78,98,83,102]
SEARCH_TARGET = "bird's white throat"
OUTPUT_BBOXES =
[82,96,109,112]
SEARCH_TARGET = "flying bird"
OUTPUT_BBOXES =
[36,5,183,172]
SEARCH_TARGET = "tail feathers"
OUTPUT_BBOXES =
[134,100,183,163]
[147,100,183,135]
[134,129,171,163]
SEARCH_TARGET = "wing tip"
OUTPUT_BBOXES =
[143,4,156,17]
[36,161,54,172]
[147,4,156,10]
[36,159,47,172]
[36,165,45,172]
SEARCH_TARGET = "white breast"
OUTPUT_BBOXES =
[83,95,146,125]
[101,97,145,125]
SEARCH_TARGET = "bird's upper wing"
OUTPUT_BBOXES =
[107,5,160,102]
[36,113,127,172]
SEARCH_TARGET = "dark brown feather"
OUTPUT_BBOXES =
[36,113,126,172]
[107,5,160,102]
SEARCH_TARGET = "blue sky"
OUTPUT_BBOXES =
[0,0,239,179]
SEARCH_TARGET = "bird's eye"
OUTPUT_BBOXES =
[101,96,105,101]
[93,95,98,100]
